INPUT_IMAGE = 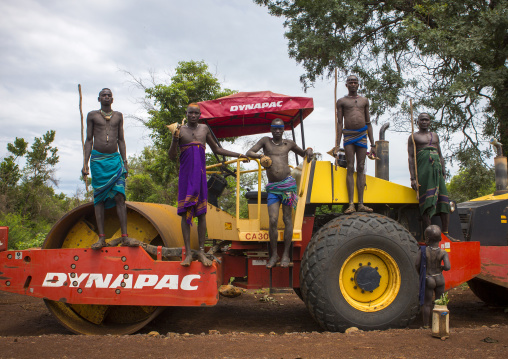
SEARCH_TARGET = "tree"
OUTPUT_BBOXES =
[255,0,508,157]
[126,60,247,210]
[447,148,496,202]
[129,60,235,151]
[17,130,60,219]
[0,137,27,196]
[126,146,176,204]
[0,131,81,249]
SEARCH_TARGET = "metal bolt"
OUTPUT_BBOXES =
[77,288,83,293]
[352,269,356,272]
[7,254,12,259]
[350,278,354,281]
[368,262,371,266]
[123,274,129,279]
[73,281,78,287]
[361,290,365,293]
[71,264,76,269]
[70,273,76,278]
[370,291,373,293]
[359,263,363,266]
[121,256,127,262]
[115,289,121,294]
[74,255,79,261]
[6,281,10,286]
[375,267,378,270]
[124,265,129,270]
[121,282,126,287]
[354,286,357,289]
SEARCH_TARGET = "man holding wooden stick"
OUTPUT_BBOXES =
[82,88,132,249]
[407,113,451,235]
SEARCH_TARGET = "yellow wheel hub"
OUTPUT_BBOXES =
[339,248,400,312]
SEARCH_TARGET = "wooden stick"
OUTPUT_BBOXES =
[410,99,419,199]
[334,68,338,169]
[78,84,88,192]
[334,68,338,144]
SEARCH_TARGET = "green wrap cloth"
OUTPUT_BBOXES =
[417,146,450,217]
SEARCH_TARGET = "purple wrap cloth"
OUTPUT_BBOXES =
[177,141,208,224]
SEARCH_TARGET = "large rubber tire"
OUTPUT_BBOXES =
[300,213,420,332]
[468,277,508,306]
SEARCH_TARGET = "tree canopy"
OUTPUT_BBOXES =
[446,148,496,202]
[140,60,235,151]
[126,60,252,213]
[0,130,81,249]
[255,0,508,158]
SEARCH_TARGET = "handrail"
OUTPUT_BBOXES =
[299,160,310,197]
[207,168,266,175]
[204,158,262,222]
[205,158,249,170]
[235,158,262,222]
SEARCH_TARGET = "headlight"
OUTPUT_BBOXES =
[450,201,456,213]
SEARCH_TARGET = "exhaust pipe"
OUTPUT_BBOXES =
[375,123,390,181]
[490,138,508,195]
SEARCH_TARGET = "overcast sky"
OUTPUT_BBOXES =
[1,0,454,196]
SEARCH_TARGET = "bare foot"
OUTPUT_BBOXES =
[180,255,193,267]
[344,203,356,214]
[443,233,460,242]
[197,251,213,267]
[280,255,291,268]
[358,204,373,213]
[91,237,108,250]
[121,237,140,247]
[266,254,280,269]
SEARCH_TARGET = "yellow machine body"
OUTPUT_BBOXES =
[205,158,313,242]
[308,161,418,205]
[205,159,417,243]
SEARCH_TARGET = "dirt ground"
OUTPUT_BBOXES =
[0,285,507,359]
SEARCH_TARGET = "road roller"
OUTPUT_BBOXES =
[0,91,484,334]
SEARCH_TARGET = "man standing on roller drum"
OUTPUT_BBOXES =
[169,103,248,267]
[82,88,133,250]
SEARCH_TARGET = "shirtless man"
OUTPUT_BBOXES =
[416,225,451,327]
[408,113,451,234]
[336,75,376,214]
[246,119,313,268]
[82,88,131,249]
[169,103,247,267]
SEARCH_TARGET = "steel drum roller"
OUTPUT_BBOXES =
[42,202,197,335]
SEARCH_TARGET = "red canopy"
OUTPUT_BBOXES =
[198,91,314,139]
